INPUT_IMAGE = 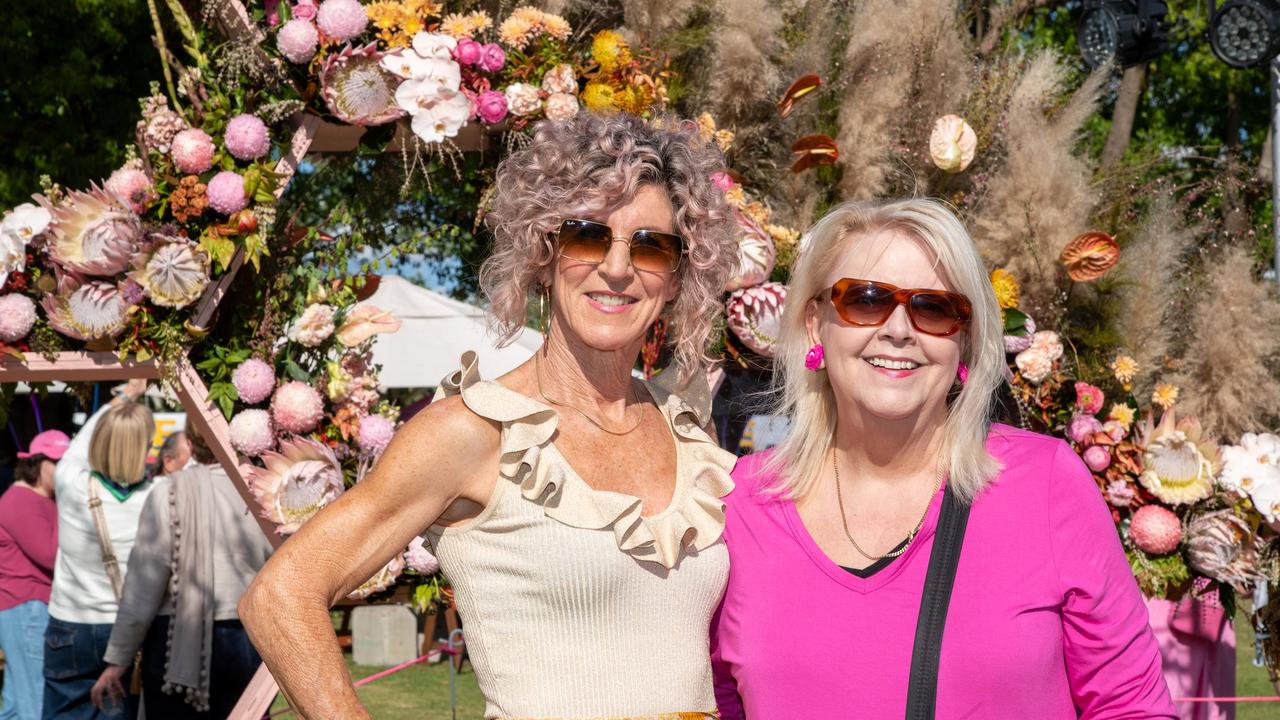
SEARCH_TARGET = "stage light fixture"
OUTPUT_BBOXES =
[1209,0,1280,68]
[1077,1,1170,68]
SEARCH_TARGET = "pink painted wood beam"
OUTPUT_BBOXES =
[0,352,161,383]
[227,663,282,720]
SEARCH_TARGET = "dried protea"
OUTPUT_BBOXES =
[320,44,407,126]
[248,436,345,535]
[347,554,405,600]
[129,235,211,308]
[45,186,142,276]
[726,282,787,357]
[1139,410,1220,506]
[724,212,777,292]
[1184,509,1268,594]
[40,277,132,340]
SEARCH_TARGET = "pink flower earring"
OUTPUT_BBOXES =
[957,361,969,385]
[804,344,825,371]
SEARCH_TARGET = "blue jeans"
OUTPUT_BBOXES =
[0,600,49,720]
[41,618,136,720]
[137,616,262,719]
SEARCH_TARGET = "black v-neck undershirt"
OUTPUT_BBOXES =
[840,536,911,578]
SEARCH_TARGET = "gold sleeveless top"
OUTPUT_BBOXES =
[426,352,734,719]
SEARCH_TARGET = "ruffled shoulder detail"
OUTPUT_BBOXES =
[440,352,735,569]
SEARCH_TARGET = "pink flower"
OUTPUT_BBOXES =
[224,114,271,161]
[105,166,156,214]
[289,303,336,346]
[229,409,276,456]
[1074,382,1105,416]
[1014,346,1052,384]
[1105,480,1136,508]
[336,304,400,346]
[1083,445,1111,472]
[0,294,36,342]
[540,64,576,95]
[478,43,505,73]
[1003,315,1036,354]
[710,172,735,191]
[232,358,276,404]
[1130,505,1182,555]
[292,0,318,21]
[544,92,578,122]
[170,129,215,174]
[317,0,367,41]
[271,381,326,434]
[207,171,249,215]
[403,536,439,575]
[1102,419,1128,443]
[504,82,541,117]
[453,36,482,66]
[1067,414,1103,446]
[357,414,395,454]
[278,19,319,64]
[265,0,281,25]
[474,90,508,124]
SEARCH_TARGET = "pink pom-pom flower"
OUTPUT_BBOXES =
[170,129,215,174]
[357,414,395,454]
[317,0,368,41]
[105,166,157,214]
[1083,445,1111,472]
[1130,505,1182,555]
[474,90,508,124]
[271,381,326,434]
[224,114,271,160]
[0,294,37,342]
[232,358,276,405]
[1074,382,1105,416]
[454,36,482,66]
[207,171,249,215]
[403,535,439,575]
[229,409,276,456]
[1066,414,1103,446]
[278,19,319,64]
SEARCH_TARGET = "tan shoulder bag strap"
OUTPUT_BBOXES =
[87,475,125,601]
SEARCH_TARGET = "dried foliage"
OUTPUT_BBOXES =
[705,0,784,124]
[621,0,697,39]
[1171,246,1280,438]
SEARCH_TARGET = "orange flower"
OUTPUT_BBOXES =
[1060,231,1120,282]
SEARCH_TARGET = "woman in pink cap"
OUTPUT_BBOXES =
[0,428,69,720]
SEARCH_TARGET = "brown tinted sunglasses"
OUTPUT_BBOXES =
[816,278,972,337]
[552,218,684,274]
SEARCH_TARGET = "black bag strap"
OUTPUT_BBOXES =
[904,488,971,720]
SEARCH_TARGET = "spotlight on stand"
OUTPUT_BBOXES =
[1208,0,1280,68]
[1077,1,1171,68]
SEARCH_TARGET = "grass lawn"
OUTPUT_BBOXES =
[260,613,1279,719]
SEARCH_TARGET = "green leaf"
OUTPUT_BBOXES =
[284,359,312,383]
[1003,307,1030,336]
[358,124,397,156]
[199,230,237,273]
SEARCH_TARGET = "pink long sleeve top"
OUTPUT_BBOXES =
[711,425,1175,719]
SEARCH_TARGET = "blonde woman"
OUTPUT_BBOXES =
[44,381,152,720]
[710,199,1175,718]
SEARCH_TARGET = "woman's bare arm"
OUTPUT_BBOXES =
[239,396,498,719]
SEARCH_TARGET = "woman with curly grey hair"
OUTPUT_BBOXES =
[241,110,739,720]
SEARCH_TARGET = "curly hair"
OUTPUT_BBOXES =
[481,111,737,378]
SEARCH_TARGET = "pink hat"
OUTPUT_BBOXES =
[17,430,71,460]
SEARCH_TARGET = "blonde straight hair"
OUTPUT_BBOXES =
[764,198,1005,503]
[88,400,155,486]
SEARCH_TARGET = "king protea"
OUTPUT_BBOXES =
[248,436,345,535]
[45,186,142,276]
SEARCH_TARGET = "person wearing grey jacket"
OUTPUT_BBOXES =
[90,428,273,718]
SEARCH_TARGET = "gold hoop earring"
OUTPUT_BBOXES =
[539,286,549,339]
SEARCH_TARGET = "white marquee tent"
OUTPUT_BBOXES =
[358,275,542,388]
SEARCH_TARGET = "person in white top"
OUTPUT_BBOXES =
[240,111,741,719]
[43,380,152,720]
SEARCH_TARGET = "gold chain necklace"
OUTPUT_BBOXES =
[832,447,944,562]
[534,352,645,436]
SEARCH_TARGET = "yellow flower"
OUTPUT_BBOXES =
[1112,355,1139,385]
[767,224,800,249]
[990,268,1020,310]
[498,15,536,49]
[696,113,716,143]
[511,6,542,22]
[403,0,440,16]
[439,12,473,37]
[1108,403,1135,428]
[465,11,493,33]
[723,185,746,208]
[581,82,617,112]
[714,128,735,152]
[1152,383,1179,410]
[592,29,632,72]
[743,201,770,226]
[616,85,654,115]
[539,13,572,40]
